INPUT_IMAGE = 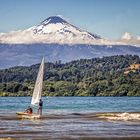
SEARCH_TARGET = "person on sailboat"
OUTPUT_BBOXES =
[25,106,33,114]
[37,99,43,115]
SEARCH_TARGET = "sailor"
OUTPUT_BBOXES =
[25,106,33,114]
[37,99,43,115]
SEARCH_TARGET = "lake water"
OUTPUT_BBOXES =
[0,97,140,139]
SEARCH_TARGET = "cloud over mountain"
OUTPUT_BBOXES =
[120,32,140,46]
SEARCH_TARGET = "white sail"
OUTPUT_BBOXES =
[31,57,44,106]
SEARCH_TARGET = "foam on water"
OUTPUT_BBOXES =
[97,112,140,121]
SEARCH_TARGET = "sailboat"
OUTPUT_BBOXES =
[16,57,45,118]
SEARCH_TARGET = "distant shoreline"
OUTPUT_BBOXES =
[0,94,140,97]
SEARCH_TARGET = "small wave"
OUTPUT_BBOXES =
[97,112,140,121]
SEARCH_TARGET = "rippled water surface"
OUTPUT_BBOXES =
[0,97,140,139]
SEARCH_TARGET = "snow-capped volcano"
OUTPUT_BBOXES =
[0,16,120,45]
[1,16,140,68]
[33,16,101,39]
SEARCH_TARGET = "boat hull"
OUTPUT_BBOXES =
[16,112,41,119]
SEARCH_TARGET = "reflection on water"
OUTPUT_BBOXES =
[0,97,140,139]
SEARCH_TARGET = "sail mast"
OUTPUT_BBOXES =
[31,57,45,106]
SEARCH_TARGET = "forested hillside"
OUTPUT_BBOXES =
[0,55,140,96]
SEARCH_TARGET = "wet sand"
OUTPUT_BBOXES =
[0,112,140,140]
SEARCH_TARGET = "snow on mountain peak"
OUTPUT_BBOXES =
[122,32,132,40]
[33,16,75,34]
[32,16,103,43]
[0,16,128,45]
[41,16,67,25]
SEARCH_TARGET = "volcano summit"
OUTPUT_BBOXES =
[0,16,140,68]
[0,16,120,45]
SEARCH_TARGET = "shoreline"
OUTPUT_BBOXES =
[0,95,140,97]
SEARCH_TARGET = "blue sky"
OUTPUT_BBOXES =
[0,0,140,39]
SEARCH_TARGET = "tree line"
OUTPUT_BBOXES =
[0,54,140,96]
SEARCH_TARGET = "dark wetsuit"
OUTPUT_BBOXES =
[38,100,43,115]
